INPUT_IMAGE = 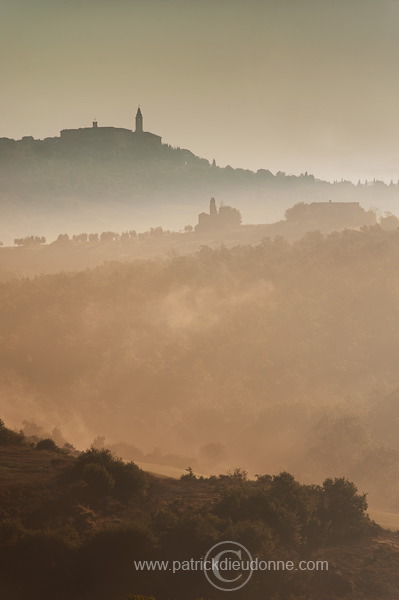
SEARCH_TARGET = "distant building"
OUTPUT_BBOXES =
[284,201,377,230]
[60,107,162,148]
[196,198,242,231]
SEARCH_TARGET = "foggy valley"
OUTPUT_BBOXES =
[3,1,399,598]
[2,225,399,514]
[2,115,399,600]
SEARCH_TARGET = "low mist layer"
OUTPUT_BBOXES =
[1,227,399,508]
[1,137,399,245]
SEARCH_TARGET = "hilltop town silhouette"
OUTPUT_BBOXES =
[60,107,162,149]
[1,107,163,155]
[0,105,398,245]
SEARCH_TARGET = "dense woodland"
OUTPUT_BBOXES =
[2,227,399,511]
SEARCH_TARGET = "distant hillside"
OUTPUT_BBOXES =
[1,128,399,244]
[0,199,390,280]
[3,228,399,514]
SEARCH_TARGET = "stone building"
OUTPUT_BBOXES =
[196,198,242,231]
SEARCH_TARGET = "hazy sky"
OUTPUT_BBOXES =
[1,0,399,182]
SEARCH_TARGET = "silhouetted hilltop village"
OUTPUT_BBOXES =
[60,107,162,148]
[1,105,399,245]
[1,107,163,156]
[1,105,398,193]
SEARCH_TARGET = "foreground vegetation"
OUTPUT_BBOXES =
[0,420,394,600]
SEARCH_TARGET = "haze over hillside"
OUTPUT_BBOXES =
[0,197,386,279]
[1,107,399,245]
[3,227,399,515]
[3,3,399,598]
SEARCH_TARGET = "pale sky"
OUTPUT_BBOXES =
[1,0,399,182]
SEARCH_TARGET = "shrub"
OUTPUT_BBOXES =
[111,460,147,500]
[74,448,148,500]
[180,466,197,481]
[224,519,276,555]
[320,477,374,540]
[36,438,60,452]
[0,419,24,446]
[83,462,115,496]
[82,523,156,570]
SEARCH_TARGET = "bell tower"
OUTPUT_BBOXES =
[135,107,143,133]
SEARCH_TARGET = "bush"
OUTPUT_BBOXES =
[83,462,115,496]
[320,477,373,540]
[74,448,148,500]
[180,466,197,481]
[0,419,24,446]
[36,438,60,452]
[82,523,156,570]
[111,460,147,500]
[225,519,276,555]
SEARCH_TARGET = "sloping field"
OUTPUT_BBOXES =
[368,508,399,532]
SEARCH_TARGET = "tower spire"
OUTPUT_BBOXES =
[135,106,143,133]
